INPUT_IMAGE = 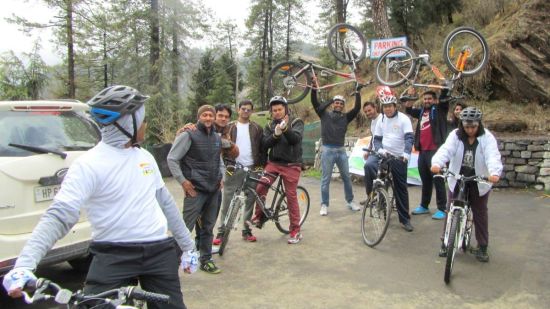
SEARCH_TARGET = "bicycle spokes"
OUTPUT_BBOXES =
[444,27,489,76]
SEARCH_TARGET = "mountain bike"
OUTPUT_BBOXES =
[268,23,369,104]
[360,149,399,247]
[20,277,169,308]
[218,163,310,256]
[375,27,489,99]
[434,169,488,284]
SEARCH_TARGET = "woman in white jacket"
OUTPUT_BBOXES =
[431,107,503,262]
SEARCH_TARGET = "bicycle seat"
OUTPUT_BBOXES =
[399,95,418,102]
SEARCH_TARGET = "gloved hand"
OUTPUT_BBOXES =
[221,139,232,149]
[274,125,283,136]
[2,268,36,297]
[181,250,199,274]
[279,119,287,131]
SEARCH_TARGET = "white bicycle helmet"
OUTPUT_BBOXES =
[332,95,346,104]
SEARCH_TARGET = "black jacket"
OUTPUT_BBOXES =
[405,91,450,151]
[262,116,304,164]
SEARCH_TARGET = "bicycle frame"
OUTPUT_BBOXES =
[296,58,363,92]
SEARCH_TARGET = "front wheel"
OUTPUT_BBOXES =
[443,27,489,76]
[268,61,311,104]
[327,23,367,64]
[274,186,310,234]
[376,46,417,87]
[218,197,241,256]
[444,210,461,284]
[361,188,393,247]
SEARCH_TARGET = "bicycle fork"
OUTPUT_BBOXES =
[443,206,467,249]
[225,193,246,231]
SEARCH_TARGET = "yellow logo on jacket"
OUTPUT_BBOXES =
[139,163,154,176]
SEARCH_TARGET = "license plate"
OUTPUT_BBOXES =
[34,185,61,202]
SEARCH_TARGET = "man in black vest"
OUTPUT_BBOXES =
[167,104,224,274]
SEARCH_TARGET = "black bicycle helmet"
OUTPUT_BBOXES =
[88,85,149,125]
[459,107,482,123]
[269,96,288,107]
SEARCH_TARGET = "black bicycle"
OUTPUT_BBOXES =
[361,149,403,247]
[218,163,310,256]
[435,169,488,284]
[20,277,169,308]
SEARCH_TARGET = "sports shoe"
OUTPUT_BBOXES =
[401,222,414,232]
[200,260,221,274]
[320,204,328,216]
[412,205,430,215]
[249,215,267,229]
[288,231,303,244]
[212,233,223,246]
[242,230,257,242]
[438,243,447,257]
[347,201,361,211]
[432,210,446,220]
[471,246,489,263]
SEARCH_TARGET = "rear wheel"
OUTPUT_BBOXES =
[268,61,311,104]
[327,23,367,64]
[444,210,460,284]
[361,188,392,247]
[275,186,310,234]
[443,27,489,76]
[218,198,241,256]
[376,46,417,87]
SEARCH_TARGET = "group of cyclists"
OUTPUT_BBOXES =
[2,79,502,307]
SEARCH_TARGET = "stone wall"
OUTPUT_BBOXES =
[497,137,550,191]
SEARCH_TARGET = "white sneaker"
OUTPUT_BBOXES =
[320,205,328,216]
[347,201,361,211]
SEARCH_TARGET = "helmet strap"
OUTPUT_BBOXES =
[112,113,141,148]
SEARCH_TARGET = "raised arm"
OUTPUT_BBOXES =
[346,91,362,122]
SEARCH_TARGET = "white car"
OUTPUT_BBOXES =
[0,100,100,277]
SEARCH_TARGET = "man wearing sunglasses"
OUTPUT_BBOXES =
[312,89,362,216]
[214,100,264,244]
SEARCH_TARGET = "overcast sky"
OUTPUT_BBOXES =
[0,0,329,65]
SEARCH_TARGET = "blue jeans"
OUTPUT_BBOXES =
[320,146,354,206]
[363,153,379,195]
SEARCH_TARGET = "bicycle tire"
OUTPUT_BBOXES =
[361,188,393,247]
[327,23,367,64]
[444,209,460,284]
[218,198,241,256]
[268,61,311,104]
[376,46,417,87]
[443,27,489,76]
[274,186,310,234]
[462,208,473,252]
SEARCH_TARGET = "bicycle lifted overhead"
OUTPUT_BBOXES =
[218,163,310,256]
[375,27,489,100]
[268,23,370,105]
[434,169,489,284]
[20,277,170,308]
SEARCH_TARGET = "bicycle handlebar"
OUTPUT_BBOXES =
[434,168,489,184]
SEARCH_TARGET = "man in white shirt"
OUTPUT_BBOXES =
[3,86,194,309]
[214,100,264,244]
[364,88,415,232]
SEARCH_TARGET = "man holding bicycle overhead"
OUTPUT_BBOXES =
[403,88,450,220]
[364,86,415,232]
[251,96,304,244]
[214,99,264,244]
[167,105,224,274]
[431,107,502,262]
[2,85,194,309]
[311,89,361,216]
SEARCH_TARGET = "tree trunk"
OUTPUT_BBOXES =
[372,0,392,38]
[336,0,347,24]
[103,31,108,88]
[171,19,179,94]
[259,9,269,109]
[149,0,160,86]
[66,0,75,98]
[286,1,291,61]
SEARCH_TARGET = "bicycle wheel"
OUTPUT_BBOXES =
[443,27,489,76]
[274,186,310,234]
[268,61,311,104]
[376,46,417,87]
[361,188,393,247]
[327,23,367,64]
[461,208,473,252]
[218,198,241,256]
[444,209,460,284]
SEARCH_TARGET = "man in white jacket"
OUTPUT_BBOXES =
[431,107,502,262]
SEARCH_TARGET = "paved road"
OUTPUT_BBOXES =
[3,176,549,308]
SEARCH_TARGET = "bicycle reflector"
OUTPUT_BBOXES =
[280,65,291,71]
[338,27,348,33]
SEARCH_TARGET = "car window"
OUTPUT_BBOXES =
[0,110,101,157]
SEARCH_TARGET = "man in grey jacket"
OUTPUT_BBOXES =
[168,104,224,274]
[2,86,194,309]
